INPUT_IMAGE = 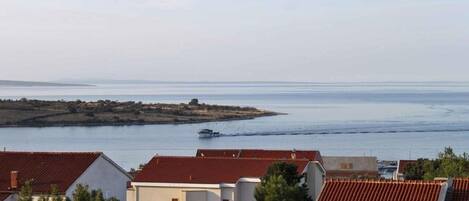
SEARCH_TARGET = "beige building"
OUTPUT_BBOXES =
[322,156,379,179]
[127,156,325,201]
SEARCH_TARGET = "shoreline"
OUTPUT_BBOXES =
[0,99,282,128]
[0,113,281,128]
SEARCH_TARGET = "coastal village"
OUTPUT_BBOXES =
[1,148,468,201]
[2,0,467,200]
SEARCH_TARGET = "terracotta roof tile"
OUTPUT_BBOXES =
[0,152,101,194]
[134,156,310,184]
[318,180,445,201]
[196,149,241,158]
[449,178,469,201]
[196,149,322,163]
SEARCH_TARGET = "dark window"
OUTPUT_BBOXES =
[223,200,229,201]
[172,199,178,201]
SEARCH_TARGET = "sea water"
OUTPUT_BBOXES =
[1,82,469,169]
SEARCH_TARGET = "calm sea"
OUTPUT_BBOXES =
[2,82,469,169]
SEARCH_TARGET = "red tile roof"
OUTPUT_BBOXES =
[196,149,323,164]
[0,152,101,194]
[449,178,469,201]
[196,149,241,158]
[318,180,446,201]
[134,156,310,184]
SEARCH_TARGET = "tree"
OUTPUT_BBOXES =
[263,162,302,185]
[67,104,78,113]
[91,189,104,201]
[71,184,118,201]
[189,98,199,105]
[72,184,91,201]
[38,194,50,201]
[404,147,469,180]
[255,162,312,201]
[50,184,63,201]
[18,180,33,201]
[105,197,119,201]
[404,159,426,180]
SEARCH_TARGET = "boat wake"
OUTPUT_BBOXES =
[219,125,469,137]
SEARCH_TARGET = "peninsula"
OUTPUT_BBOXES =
[0,80,92,87]
[0,98,277,127]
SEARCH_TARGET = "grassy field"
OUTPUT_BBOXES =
[0,99,277,127]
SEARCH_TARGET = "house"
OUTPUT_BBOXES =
[195,149,323,164]
[0,151,131,201]
[317,178,469,201]
[322,156,379,179]
[447,178,469,201]
[127,156,326,201]
[393,160,417,180]
[317,179,448,201]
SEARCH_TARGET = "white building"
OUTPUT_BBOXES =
[127,156,326,201]
[0,151,131,201]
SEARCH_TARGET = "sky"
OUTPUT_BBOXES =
[0,0,468,82]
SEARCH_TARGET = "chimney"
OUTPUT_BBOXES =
[291,153,296,159]
[435,177,453,188]
[10,171,19,190]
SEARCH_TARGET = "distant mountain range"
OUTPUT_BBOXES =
[0,80,92,87]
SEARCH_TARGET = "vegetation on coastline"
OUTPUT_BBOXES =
[0,98,277,127]
[0,80,92,87]
[404,147,469,180]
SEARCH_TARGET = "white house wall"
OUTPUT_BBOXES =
[306,162,326,201]
[66,155,131,201]
[221,187,235,201]
[235,182,258,201]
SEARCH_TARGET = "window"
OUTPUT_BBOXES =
[172,199,178,201]
[340,163,353,170]
[223,200,230,201]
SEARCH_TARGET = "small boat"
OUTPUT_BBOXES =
[198,129,221,138]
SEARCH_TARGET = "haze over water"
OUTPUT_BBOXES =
[1,82,469,169]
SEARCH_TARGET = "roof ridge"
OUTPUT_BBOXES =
[326,179,445,185]
[197,148,319,152]
[153,155,311,161]
[453,177,469,180]
[0,151,102,155]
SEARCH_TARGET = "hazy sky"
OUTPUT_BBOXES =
[1,0,468,82]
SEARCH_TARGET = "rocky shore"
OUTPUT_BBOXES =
[0,98,278,127]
